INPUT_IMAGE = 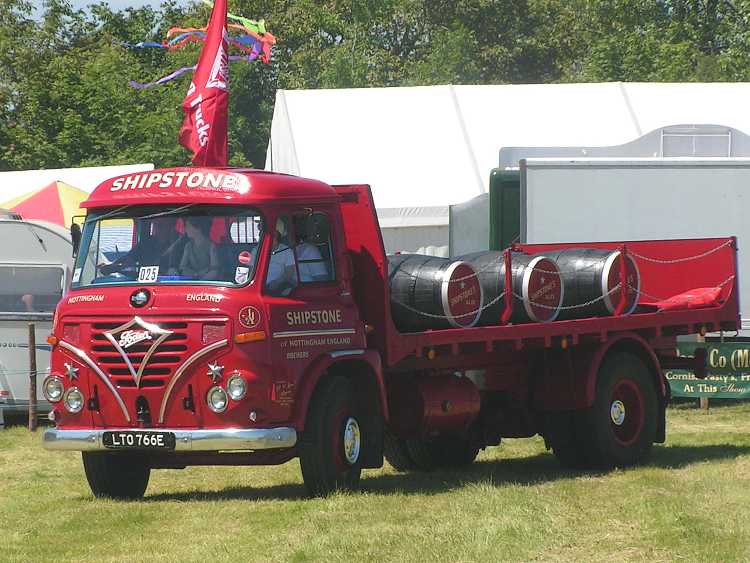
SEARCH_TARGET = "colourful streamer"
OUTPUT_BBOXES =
[124,3,275,88]
[129,55,259,90]
[201,1,267,34]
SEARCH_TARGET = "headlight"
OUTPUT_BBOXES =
[207,386,228,413]
[43,376,64,403]
[226,374,247,401]
[63,387,84,413]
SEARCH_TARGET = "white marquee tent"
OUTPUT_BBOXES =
[266,82,750,255]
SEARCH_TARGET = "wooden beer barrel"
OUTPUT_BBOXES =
[388,254,482,332]
[460,251,563,325]
[547,248,640,319]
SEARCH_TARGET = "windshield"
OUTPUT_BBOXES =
[72,205,264,288]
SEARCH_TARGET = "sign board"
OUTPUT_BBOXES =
[666,342,750,399]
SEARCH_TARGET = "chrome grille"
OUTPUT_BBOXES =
[90,320,189,388]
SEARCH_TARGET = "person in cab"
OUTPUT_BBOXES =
[176,216,221,280]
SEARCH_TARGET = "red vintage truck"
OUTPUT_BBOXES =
[42,167,739,497]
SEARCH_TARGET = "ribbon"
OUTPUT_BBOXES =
[201,0,267,34]
[129,55,259,89]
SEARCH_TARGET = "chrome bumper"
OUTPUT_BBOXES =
[42,427,297,452]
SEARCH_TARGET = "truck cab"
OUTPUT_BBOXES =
[43,168,383,497]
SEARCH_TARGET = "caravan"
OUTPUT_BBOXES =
[0,209,72,426]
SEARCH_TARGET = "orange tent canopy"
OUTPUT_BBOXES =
[0,181,88,227]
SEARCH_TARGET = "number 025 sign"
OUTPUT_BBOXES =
[138,266,159,283]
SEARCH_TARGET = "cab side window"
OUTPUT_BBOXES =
[264,216,298,296]
[293,212,335,284]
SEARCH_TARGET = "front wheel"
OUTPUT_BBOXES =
[299,377,363,496]
[82,452,151,499]
[578,352,659,469]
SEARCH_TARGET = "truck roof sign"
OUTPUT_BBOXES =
[83,167,339,208]
[109,170,250,194]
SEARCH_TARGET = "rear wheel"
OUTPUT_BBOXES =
[544,411,588,469]
[400,435,480,471]
[578,352,658,468]
[82,452,150,499]
[383,431,416,471]
[433,435,480,467]
[299,377,362,496]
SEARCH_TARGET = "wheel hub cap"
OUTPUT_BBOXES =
[610,400,626,426]
[342,417,361,465]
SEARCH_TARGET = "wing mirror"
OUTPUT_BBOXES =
[70,223,82,258]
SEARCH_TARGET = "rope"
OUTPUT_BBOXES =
[627,239,733,264]
[394,274,735,321]
[512,284,623,311]
[392,291,505,320]
[626,275,735,303]
[390,239,733,286]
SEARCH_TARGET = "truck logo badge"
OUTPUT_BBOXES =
[118,330,152,349]
[104,316,173,388]
[239,306,261,329]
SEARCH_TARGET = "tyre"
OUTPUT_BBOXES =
[82,452,151,499]
[299,377,363,496]
[578,352,658,469]
[433,435,480,468]
[383,431,416,472]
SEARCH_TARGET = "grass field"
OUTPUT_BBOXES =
[2,403,749,562]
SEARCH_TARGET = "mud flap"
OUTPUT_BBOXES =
[655,403,666,443]
[655,371,671,444]
[359,411,384,469]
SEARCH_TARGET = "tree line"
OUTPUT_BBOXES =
[2,0,749,171]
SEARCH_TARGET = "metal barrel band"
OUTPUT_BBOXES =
[392,255,501,284]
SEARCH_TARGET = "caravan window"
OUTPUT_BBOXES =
[0,265,64,314]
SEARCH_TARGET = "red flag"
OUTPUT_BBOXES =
[179,0,229,166]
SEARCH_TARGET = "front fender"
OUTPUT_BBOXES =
[292,349,387,431]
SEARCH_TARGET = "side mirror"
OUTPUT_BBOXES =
[70,223,81,258]
[305,213,330,244]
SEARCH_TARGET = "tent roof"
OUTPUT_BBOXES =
[0,163,154,203]
[0,181,90,227]
[266,82,750,221]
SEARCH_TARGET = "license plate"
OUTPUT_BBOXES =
[102,431,175,450]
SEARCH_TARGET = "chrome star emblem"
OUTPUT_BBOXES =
[207,363,224,383]
[64,362,79,380]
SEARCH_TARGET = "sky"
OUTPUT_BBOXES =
[31,1,191,12]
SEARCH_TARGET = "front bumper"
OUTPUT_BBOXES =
[42,427,297,452]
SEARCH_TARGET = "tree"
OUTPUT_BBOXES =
[3,0,750,171]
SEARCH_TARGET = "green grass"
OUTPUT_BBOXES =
[2,403,750,562]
